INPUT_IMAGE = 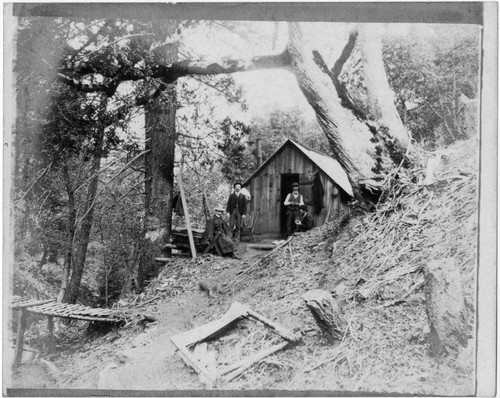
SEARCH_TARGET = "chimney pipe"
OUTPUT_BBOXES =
[256,138,262,167]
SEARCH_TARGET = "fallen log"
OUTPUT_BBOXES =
[302,289,348,343]
[424,258,471,356]
[247,244,275,250]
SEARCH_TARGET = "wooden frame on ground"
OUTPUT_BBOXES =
[170,301,301,387]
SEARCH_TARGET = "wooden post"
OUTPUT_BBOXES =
[47,316,54,352]
[14,309,27,366]
[177,174,197,259]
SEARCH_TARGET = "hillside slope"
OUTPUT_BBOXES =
[13,138,478,395]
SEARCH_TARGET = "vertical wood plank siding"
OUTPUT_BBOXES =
[247,143,347,235]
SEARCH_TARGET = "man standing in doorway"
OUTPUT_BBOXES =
[226,182,247,242]
[284,182,304,237]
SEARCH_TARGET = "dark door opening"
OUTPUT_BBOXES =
[280,173,300,235]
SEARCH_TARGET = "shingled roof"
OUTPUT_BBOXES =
[243,139,353,197]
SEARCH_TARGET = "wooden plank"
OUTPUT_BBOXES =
[270,173,278,235]
[177,174,197,260]
[222,341,289,381]
[247,243,275,250]
[155,257,171,263]
[14,309,27,366]
[246,309,300,343]
[26,307,125,322]
[171,302,249,348]
[262,174,269,233]
[171,339,217,388]
[47,316,54,352]
[10,298,55,310]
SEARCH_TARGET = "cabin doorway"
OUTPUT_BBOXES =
[280,173,300,235]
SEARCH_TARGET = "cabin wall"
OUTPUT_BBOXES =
[247,145,347,235]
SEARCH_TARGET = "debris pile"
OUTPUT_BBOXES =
[217,138,478,394]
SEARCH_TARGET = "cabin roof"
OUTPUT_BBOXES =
[243,139,353,197]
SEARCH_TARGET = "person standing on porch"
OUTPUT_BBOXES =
[226,182,247,242]
[284,182,304,237]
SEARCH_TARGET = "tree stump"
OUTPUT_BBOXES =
[424,258,471,356]
[302,289,348,342]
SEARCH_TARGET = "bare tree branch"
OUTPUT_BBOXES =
[101,178,148,213]
[332,28,359,79]
[74,149,150,228]
[14,161,53,207]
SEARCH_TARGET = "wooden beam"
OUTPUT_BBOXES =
[247,243,275,250]
[177,174,197,259]
[47,316,54,352]
[171,302,248,348]
[246,309,301,343]
[14,309,27,367]
[154,257,171,263]
[9,298,56,310]
[172,341,217,388]
[222,341,289,382]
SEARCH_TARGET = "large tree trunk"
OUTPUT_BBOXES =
[135,21,178,292]
[287,23,409,196]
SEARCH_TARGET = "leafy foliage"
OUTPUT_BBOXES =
[217,109,331,183]
[382,25,480,146]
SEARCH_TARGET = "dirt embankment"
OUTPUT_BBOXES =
[11,138,478,395]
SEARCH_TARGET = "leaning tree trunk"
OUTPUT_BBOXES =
[287,22,409,196]
[134,21,179,292]
[61,128,105,304]
[62,155,102,304]
[58,166,76,303]
[358,25,410,161]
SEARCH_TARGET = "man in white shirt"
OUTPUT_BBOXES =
[283,182,304,237]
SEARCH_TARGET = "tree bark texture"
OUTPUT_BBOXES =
[62,153,103,304]
[61,127,105,304]
[136,21,178,291]
[286,23,404,194]
[358,25,410,161]
[424,258,471,356]
[58,166,76,303]
[302,289,348,343]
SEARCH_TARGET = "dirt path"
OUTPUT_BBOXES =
[96,291,208,390]
[55,243,272,391]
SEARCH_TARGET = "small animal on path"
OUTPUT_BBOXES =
[198,280,229,297]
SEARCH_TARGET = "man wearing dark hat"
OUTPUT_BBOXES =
[283,182,304,237]
[226,182,247,242]
[203,205,239,258]
[296,205,314,232]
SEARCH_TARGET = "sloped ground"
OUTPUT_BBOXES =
[10,138,478,395]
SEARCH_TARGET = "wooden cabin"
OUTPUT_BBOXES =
[243,139,353,236]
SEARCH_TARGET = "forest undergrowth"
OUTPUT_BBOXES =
[10,138,478,395]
